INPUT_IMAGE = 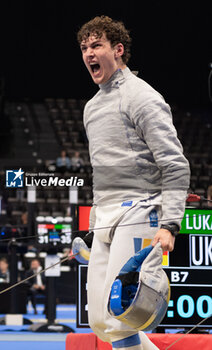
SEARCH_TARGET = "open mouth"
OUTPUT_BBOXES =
[90,63,101,74]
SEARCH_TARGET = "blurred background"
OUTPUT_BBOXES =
[1,1,211,105]
[0,1,211,346]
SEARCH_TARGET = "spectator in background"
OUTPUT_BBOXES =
[25,258,46,314]
[0,257,10,283]
[21,211,28,225]
[27,243,37,254]
[207,185,212,207]
[56,150,71,173]
[71,151,84,173]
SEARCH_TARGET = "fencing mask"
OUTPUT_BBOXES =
[108,242,170,331]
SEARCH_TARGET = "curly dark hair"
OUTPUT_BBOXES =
[77,15,131,64]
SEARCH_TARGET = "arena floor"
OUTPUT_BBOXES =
[0,303,92,350]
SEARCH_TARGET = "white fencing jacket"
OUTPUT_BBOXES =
[84,67,190,228]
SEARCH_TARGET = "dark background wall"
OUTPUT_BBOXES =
[1,1,212,108]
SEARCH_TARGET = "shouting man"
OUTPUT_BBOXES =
[77,16,190,350]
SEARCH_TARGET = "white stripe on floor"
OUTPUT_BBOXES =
[0,333,67,342]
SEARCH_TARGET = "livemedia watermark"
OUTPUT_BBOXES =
[6,168,84,188]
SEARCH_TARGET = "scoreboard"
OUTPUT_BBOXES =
[36,222,72,247]
[77,207,212,328]
[161,208,212,328]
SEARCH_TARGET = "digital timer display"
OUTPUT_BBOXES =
[37,223,72,246]
[162,287,212,327]
[160,207,212,328]
[77,207,212,328]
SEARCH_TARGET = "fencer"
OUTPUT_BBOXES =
[77,15,190,350]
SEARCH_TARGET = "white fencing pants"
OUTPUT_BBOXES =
[87,200,161,348]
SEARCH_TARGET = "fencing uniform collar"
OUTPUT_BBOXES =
[99,67,131,90]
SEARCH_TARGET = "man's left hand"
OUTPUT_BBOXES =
[152,228,175,252]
